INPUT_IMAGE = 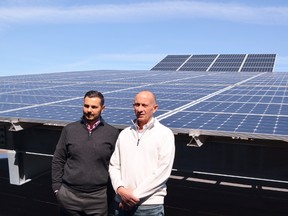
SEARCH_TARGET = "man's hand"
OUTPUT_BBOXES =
[117,187,139,209]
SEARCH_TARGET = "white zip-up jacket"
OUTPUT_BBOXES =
[109,118,175,205]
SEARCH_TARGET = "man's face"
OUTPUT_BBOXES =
[83,97,105,124]
[133,91,158,127]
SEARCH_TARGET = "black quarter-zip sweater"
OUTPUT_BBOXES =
[52,117,119,192]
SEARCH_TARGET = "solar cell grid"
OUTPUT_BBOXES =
[179,55,217,71]
[179,63,212,71]
[151,54,276,73]
[209,56,244,71]
[148,85,209,93]
[102,109,134,125]
[240,54,276,72]
[234,115,261,132]
[214,58,244,63]
[105,98,135,109]
[0,94,71,104]
[150,67,176,71]
[185,57,215,63]
[241,68,273,72]
[164,55,191,59]
[160,58,186,63]
[151,55,190,71]
[182,62,211,67]
[154,62,182,67]
[0,70,287,142]
[0,104,25,112]
[209,94,286,104]
[209,68,238,72]
[13,89,83,97]
[0,105,82,123]
[219,87,286,97]
[167,75,243,85]
[219,54,246,58]
[191,54,218,58]
[179,68,206,72]
[103,109,167,127]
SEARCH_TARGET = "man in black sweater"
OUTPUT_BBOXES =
[52,90,119,216]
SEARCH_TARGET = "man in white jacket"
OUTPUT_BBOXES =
[109,90,175,216]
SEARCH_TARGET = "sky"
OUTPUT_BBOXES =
[1,0,288,76]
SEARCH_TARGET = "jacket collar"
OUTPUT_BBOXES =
[131,117,155,131]
[81,115,104,126]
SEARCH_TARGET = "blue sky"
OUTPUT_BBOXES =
[1,0,288,76]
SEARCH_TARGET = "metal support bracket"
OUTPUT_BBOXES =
[188,130,207,147]
[9,121,37,131]
[7,150,52,185]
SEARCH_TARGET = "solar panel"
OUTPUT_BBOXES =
[150,55,190,71]
[151,54,276,72]
[179,55,217,71]
[208,54,246,72]
[0,70,287,142]
[240,54,276,72]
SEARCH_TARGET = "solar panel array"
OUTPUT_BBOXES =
[0,70,287,142]
[151,54,276,72]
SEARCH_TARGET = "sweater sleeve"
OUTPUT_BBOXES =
[51,127,68,192]
[108,137,124,192]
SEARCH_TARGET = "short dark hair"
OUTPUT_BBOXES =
[84,90,105,106]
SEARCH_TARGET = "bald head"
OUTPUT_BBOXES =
[133,90,158,129]
[135,90,157,104]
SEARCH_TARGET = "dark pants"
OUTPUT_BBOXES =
[57,185,108,216]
